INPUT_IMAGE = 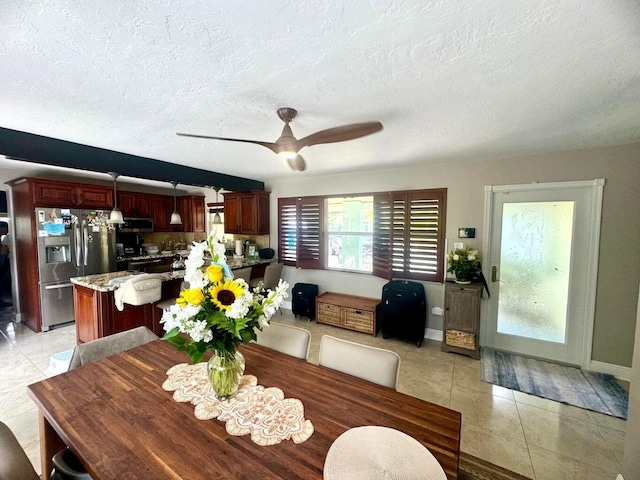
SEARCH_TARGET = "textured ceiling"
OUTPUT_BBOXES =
[1,1,639,185]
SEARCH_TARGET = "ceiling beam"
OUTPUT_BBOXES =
[0,127,264,192]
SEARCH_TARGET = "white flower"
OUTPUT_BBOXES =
[161,303,203,334]
[212,243,227,264]
[468,254,476,261]
[257,315,269,328]
[226,291,253,319]
[453,254,460,261]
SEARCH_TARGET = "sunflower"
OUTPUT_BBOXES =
[210,280,245,311]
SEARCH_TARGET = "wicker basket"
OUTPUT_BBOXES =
[445,330,476,350]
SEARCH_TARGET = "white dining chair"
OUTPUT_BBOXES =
[233,267,252,283]
[255,322,311,360]
[68,326,159,370]
[318,335,401,389]
[250,262,284,289]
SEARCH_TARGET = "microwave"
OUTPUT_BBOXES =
[119,217,154,233]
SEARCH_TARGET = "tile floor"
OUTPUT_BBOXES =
[0,308,627,480]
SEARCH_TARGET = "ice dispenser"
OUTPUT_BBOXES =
[44,236,71,264]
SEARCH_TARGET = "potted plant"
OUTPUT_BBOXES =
[447,247,480,284]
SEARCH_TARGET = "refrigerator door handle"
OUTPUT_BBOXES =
[83,220,89,266]
[74,222,82,268]
[44,283,74,290]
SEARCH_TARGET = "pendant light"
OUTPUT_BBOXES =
[108,172,124,224]
[212,187,222,225]
[170,181,182,225]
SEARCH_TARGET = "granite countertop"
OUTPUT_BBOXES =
[116,253,177,262]
[71,257,275,292]
[70,270,186,292]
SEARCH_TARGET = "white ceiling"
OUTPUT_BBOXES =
[1,1,639,185]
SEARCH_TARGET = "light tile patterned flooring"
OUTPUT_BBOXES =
[0,309,627,479]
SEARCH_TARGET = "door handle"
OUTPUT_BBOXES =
[44,283,73,290]
[491,266,497,282]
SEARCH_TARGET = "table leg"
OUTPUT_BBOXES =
[38,412,65,480]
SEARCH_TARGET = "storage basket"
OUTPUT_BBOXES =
[445,330,476,350]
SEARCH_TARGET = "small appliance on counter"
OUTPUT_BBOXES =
[171,254,185,271]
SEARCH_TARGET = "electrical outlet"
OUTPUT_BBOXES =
[431,306,444,316]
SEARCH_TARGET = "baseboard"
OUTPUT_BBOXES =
[425,328,443,342]
[590,360,631,382]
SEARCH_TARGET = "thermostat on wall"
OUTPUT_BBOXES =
[458,228,475,238]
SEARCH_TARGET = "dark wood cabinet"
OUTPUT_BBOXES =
[441,282,483,359]
[118,192,151,217]
[172,196,205,233]
[7,176,114,332]
[152,195,173,232]
[73,280,182,342]
[33,178,113,209]
[224,191,270,235]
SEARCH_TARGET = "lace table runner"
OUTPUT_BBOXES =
[163,363,314,446]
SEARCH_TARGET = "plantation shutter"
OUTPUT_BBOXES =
[372,193,392,279]
[278,197,298,267]
[373,189,446,283]
[277,196,324,270]
[297,196,323,270]
[405,191,446,282]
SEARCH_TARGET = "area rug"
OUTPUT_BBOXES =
[481,349,628,419]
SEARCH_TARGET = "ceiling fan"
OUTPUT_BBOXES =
[177,107,383,172]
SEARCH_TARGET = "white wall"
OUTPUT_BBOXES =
[266,143,640,367]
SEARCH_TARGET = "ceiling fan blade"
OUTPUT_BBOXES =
[176,133,279,154]
[295,121,383,150]
[287,155,306,172]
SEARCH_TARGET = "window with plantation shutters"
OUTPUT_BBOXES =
[373,189,446,282]
[277,196,323,269]
[278,188,445,281]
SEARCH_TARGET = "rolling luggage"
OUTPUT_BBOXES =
[292,283,318,320]
[380,280,427,347]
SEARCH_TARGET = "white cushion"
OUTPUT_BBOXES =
[318,335,401,389]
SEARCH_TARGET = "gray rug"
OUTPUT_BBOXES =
[481,349,628,419]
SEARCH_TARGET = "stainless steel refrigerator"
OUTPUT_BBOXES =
[35,207,116,331]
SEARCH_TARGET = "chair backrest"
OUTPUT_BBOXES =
[318,335,401,389]
[255,323,311,360]
[0,422,40,480]
[68,326,158,370]
[233,267,252,283]
[262,263,284,290]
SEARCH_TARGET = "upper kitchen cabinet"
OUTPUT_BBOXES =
[172,196,206,233]
[32,178,113,209]
[152,195,173,232]
[118,192,151,217]
[224,191,270,235]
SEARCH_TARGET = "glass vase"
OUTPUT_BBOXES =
[207,350,245,400]
[455,267,471,284]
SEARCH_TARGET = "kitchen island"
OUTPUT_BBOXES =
[71,257,274,343]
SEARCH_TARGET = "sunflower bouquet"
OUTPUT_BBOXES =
[161,234,289,364]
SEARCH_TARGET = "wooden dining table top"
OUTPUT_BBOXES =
[27,340,461,480]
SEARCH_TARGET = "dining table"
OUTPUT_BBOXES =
[27,340,462,480]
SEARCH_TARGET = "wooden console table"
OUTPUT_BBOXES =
[316,292,380,336]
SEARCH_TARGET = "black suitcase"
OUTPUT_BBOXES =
[380,280,427,347]
[292,283,319,320]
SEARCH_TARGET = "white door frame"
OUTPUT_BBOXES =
[480,179,604,369]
